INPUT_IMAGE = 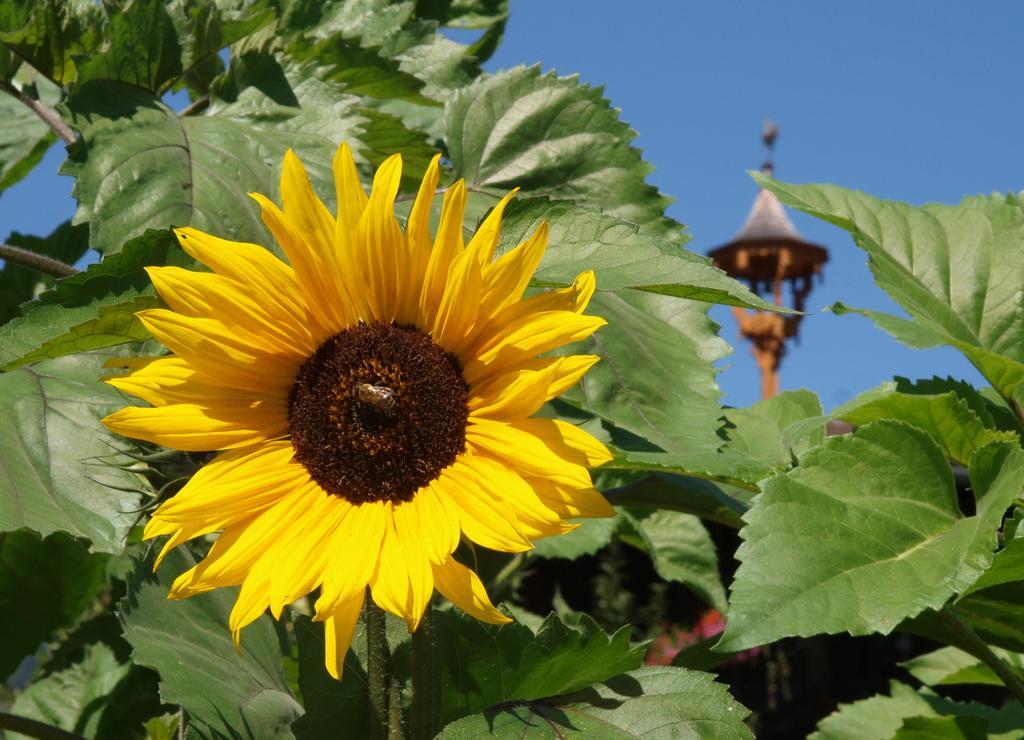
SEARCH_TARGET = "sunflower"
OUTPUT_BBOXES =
[103,145,613,678]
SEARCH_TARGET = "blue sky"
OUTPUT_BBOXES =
[3,2,1022,411]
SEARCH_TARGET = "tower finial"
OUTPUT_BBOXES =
[761,118,779,176]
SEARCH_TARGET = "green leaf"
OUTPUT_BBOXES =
[830,301,945,349]
[566,290,729,460]
[835,383,1018,465]
[292,608,410,739]
[414,0,509,29]
[619,507,726,611]
[902,645,1024,687]
[530,515,618,559]
[892,715,991,740]
[11,642,130,737]
[119,547,303,739]
[811,681,1024,740]
[290,35,437,104]
[77,0,274,94]
[447,66,682,239]
[721,389,827,470]
[292,615,368,740]
[760,176,1024,399]
[0,74,58,196]
[433,610,644,727]
[0,220,90,326]
[0,229,186,370]
[893,376,1023,433]
[282,0,480,98]
[719,427,1024,651]
[603,471,751,529]
[0,353,148,552]
[63,72,431,254]
[497,197,786,311]
[0,0,103,86]
[0,531,107,678]
[437,666,752,739]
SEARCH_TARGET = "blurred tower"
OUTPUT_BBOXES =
[707,121,828,399]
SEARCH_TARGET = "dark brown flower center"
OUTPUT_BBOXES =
[288,321,469,504]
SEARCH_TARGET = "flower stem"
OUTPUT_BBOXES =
[0,712,83,740]
[411,606,434,740]
[937,607,1024,705]
[388,675,405,740]
[0,243,79,277]
[366,593,393,740]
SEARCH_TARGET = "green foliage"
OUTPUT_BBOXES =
[0,530,107,677]
[437,666,753,739]
[448,65,682,238]
[719,428,1024,651]
[0,220,89,326]
[835,382,1018,465]
[811,681,1024,740]
[10,642,135,737]
[618,507,727,611]
[497,197,783,310]
[0,229,185,369]
[3,0,1024,736]
[760,175,1024,401]
[566,289,730,463]
[120,547,303,738]
[0,352,148,551]
[721,389,827,470]
[432,610,645,726]
[902,645,1024,688]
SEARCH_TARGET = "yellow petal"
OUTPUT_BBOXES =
[166,519,256,593]
[267,490,352,618]
[405,153,442,280]
[148,441,304,529]
[105,356,285,407]
[475,222,548,323]
[172,227,311,329]
[528,477,615,519]
[466,419,596,489]
[465,188,519,267]
[393,488,460,565]
[431,558,511,625]
[324,590,366,679]
[461,310,606,387]
[369,508,434,631]
[250,189,349,335]
[513,417,613,468]
[419,180,466,326]
[315,501,388,616]
[103,401,287,452]
[468,355,600,420]
[430,248,482,351]
[357,153,405,322]
[146,266,316,359]
[136,309,298,392]
[459,453,561,528]
[434,460,532,552]
[169,484,317,598]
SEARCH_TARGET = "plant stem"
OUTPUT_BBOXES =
[411,606,434,740]
[388,675,405,740]
[0,712,83,740]
[938,607,1024,705]
[366,593,392,740]
[0,79,76,145]
[0,243,79,277]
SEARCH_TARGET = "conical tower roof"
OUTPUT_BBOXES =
[707,182,827,290]
[732,187,802,242]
